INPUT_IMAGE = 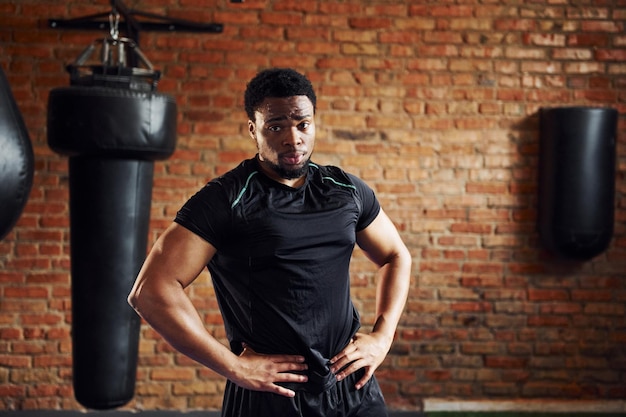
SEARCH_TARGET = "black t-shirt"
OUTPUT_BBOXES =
[175,157,381,384]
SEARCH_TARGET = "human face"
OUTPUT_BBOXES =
[248,95,315,187]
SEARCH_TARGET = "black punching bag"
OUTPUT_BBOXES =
[0,66,34,240]
[47,40,177,409]
[538,106,618,260]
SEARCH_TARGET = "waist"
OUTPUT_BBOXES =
[278,368,337,395]
[278,366,366,395]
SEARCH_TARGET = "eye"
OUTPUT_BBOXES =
[298,121,311,131]
[268,125,282,132]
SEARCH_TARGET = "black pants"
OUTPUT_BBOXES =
[221,370,388,417]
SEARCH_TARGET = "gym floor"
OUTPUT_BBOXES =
[1,412,624,416]
[0,412,422,417]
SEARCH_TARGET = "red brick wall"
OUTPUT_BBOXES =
[1,0,626,411]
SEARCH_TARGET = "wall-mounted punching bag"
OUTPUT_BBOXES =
[538,106,618,260]
[0,66,34,240]
[47,45,177,409]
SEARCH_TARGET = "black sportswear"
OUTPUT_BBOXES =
[174,156,385,414]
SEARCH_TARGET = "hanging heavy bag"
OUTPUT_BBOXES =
[0,66,34,241]
[538,106,618,260]
[47,36,177,410]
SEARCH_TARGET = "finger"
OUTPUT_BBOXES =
[272,354,307,364]
[270,384,297,398]
[330,345,360,372]
[274,363,308,375]
[330,340,357,365]
[335,359,364,381]
[330,356,352,374]
[329,348,344,364]
[354,368,373,390]
[273,371,308,383]
[241,345,306,363]
[330,347,359,373]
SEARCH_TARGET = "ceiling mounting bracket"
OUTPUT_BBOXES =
[49,0,243,45]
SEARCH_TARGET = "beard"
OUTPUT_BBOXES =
[267,156,311,180]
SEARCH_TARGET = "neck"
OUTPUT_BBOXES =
[256,157,307,188]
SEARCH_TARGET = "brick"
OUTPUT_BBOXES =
[273,0,318,13]
[318,3,361,15]
[581,20,622,33]
[528,315,571,327]
[584,303,625,316]
[260,12,302,26]
[485,356,528,368]
[21,314,63,326]
[539,303,582,315]
[568,33,611,47]
[553,48,594,60]
[3,287,49,299]
[485,315,526,328]
[528,289,569,302]
[524,33,567,47]
[0,384,27,397]
[425,369,452,381]
[348,17,393,30]
[462,342,502,355]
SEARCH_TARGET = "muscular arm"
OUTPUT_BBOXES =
[128,223,307,397]
[329,209,412,389]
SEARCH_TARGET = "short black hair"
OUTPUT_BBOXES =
[244,68,317,120]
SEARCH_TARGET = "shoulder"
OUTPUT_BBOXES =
[175,158,259,246]
[310,162,381,230]
[310,162,372,194]
[196,158,260,204]
[212,158,259,188]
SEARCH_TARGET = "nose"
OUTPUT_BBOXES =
[283,126,303,147]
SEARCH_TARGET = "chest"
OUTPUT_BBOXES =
[226,180,360,258]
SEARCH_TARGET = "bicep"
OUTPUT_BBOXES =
[134,222,216,293]
[128,223,227,364]
[356,209,409,267]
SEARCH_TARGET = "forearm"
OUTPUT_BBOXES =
[130,280,309,398]
[330,250,411,388]
[129,280,238,380]
[371,250,412,349]
[127,223,238,378]
[127,223,307,398]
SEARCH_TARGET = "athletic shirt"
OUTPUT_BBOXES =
[174,156,381,392]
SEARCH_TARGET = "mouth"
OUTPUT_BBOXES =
[280,152,306,166]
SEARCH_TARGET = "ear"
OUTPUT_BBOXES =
[248,120,256,141]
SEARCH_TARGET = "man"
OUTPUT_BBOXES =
[128,68,412,417]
